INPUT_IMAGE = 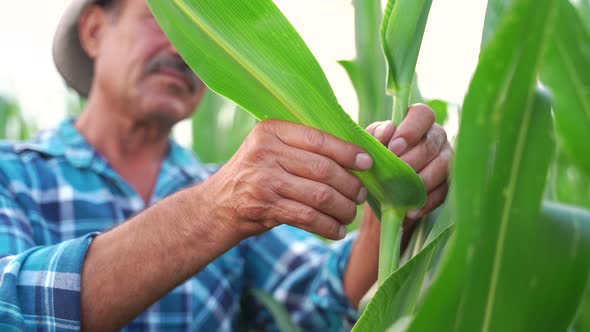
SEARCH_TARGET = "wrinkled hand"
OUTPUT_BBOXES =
[200,120,372,241]
[366,104,452,219]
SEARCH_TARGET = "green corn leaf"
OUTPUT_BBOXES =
[484,0,590,178]
[575,0,590,32]
[540,0,590,177]
[192,89,257,163]
[339,0,392,127]
[573,284,590,332]
[381,0,433,123]
[248,290,303,332]
[147,0,426,209]
[407,0,565,329]
[424,99,448,125]
[481,0,512,49]
[547,141,590,210]
[353,204,454,331]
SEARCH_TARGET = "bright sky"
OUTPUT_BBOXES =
[0,0,487,144]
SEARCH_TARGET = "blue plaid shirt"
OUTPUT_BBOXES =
[0,119,358,331]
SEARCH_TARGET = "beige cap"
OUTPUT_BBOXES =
[53,0,101,97]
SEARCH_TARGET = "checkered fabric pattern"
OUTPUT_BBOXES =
[0,119,358,331]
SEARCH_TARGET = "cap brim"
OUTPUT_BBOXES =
[53,0,97,97]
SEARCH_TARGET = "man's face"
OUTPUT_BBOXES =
[91,0,204,126]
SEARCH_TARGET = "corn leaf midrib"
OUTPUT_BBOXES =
[481,4,558,328]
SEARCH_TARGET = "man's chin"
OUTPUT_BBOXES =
[141,97,195,125]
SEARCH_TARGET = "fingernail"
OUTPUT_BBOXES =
[406,209,421,219]
[339,226,347,239]
[389,138,407,156]
[355,153,373,170]
[356,187,368,204]
[374,122,388,140]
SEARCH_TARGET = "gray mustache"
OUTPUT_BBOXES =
[144,56,201,92]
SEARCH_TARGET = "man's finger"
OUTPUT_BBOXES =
[272,198,347,240]
[259,120,373,171]
[399,124,447,172]
[406,181,449,219]
[418,142,452,192]
[366,121,395,145]
[388,104,435,155]
[275,174,358,224]
[277,148,365,204]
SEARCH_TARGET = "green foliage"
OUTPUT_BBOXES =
[424,99,448,125]
[407,0,590,330]
[353,205,454,331]
[338,0,392,127]
[0,94,35,140]
[147,0,426,210]
[148,0,590,331]
[248,290,303,332]
[381,0,432,124]
[540,0,590,177]
[192,89,256,163]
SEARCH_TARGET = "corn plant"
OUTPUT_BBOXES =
[147,0,590,330]
[192,89,257,163]
[0,94,34,141]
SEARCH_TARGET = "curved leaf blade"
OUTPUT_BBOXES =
[147,0,425,209]
[541,0,590,177]
[381,0,433,95]
[407,0,562,329]
[353,205,454,332]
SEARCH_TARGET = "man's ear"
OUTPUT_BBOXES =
[79,6,110,60]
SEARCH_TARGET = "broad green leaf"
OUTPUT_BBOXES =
[147,0,426,209]
[547,141,590,210]
[192,89,257,163]
[0,95,34,141]
[481,0,512,48]
[485,0,590,178]
[339,0,392,127]
[249,290,302,332]
[540,0,590,177]
[424,99,448,125]
[526,202,590,331]
[381,0,433,123]
[575,0,590,32]
[573,284,590,332]
[353,205,454,331]
[407,0,562,330]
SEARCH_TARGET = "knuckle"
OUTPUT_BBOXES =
[256,119,278,133]
[297,207,317,225]
[424,135,439,157]
[440,146,453,164]
[312,187,333,206]
[237,200,269,221]
[312,158,333,181]
[303,128,326,149]
[432,124,448,143]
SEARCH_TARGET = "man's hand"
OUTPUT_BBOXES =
[365,104,452,219]
[344,104,452,308]
[199,120,372,241]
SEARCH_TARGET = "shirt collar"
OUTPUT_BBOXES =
[15,118,211,181]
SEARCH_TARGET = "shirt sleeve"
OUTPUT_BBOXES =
[241,225,359,331]
[0,171,96,331]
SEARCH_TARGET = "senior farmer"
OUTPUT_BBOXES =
[0,0,452,331]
